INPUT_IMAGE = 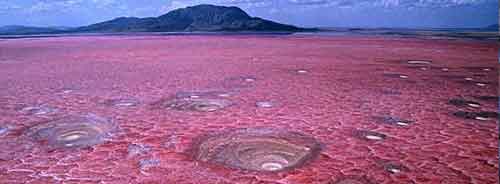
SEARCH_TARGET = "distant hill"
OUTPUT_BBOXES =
[0,4,308,35]
[76,4,305,32]
[485,24,498,31]
[0,25,66,35]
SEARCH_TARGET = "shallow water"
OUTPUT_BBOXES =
[0,35,498,184]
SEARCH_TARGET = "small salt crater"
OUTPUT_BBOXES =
[467,103,481,108]
[388,168,401,174]
[139,158,160,170]
[256,101,274,108]
[365,135,384,140]
[244,78,256,82]
[441,68,449,71]
[217,93,231,97]
[399,75,409,79]
[21,106,57,115]
[407,60,431,65]
[395,122,410,126]
[475,117,491,121]
[0,127,9,136]
[464,77,473,81]
[476,83,486,87]
[261,162,284,171]
[128,144,152,157]
[296,69,308,74]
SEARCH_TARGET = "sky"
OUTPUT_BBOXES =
[0,0,497,28]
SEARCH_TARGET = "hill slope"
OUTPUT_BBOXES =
[75,4,304,32]
[0,25,64,35]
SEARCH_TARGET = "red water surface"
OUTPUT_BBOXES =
[0,35,498,184]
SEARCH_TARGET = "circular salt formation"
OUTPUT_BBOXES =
[163,98,233,112]
[221,76,257,89]
[407,60,432,65]
[384,163,409,174]
[473,96,499,102]
[256,101,274,108]
[192,128,321,172]
[25,114,117,149]
[0,126,9,136]
[476,83,487,87]
[104,98,140,107]
[448,99,481,108]
[176,90,231,99]
[453,111,499,121]
[296,69,309,74]
[21,105,57,115]
[383,73,409,79]
[355,130,387,141]
[374,116,414,127]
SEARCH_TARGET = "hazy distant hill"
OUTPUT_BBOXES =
[75,4,305,32]
[0,25,67,35]
[485,24,498,31]
[0,4,308,35]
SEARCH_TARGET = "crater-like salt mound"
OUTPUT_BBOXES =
[221,76,257,89]
[383,73,409,79]
[20,105,58,115]
[354,130,387,141]
[161,98,233,112]
[448,98,481,108]
[453,111,499,121]
[175,90,232,99]
[103,98,140,107]
[373,116,414,127]
[24,114,117,149]
[191,128,321,172]
[406,60,432,65]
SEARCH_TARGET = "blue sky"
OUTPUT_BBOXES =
[0,0,497,28]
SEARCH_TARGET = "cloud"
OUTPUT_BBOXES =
[287,0,492,8]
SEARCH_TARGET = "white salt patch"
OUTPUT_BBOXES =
[396,122,409,126]
[365,135,384,140]
[297,70,308,74]
[467,103,480,108]
[475,117,490,121]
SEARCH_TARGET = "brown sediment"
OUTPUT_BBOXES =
[190,128,321,172]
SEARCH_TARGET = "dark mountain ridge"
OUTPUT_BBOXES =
[76,4,306,32]
[0,4,309,35]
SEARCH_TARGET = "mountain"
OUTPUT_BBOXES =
[484,24,498,31]
[75,4,306,32]
[0,25,66,35]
